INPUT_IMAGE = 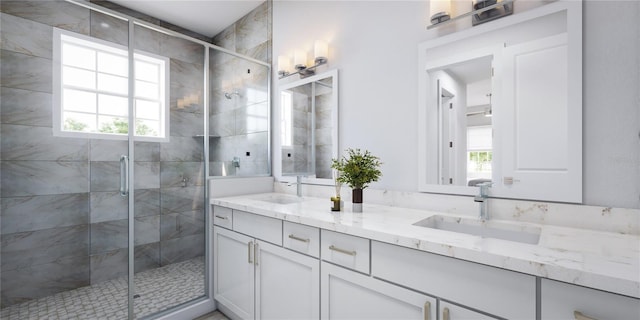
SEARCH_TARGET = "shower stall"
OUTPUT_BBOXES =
[0,0,270,319]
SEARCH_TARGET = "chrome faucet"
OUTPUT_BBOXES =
[474,182,493,220]
[287,175,304,197]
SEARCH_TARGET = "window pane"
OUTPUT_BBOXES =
[98,52,127,77]
[98,73,128,95]
[135,119,159,137]
[62,43,95,70]
[99,94,128,117]
[63,89,96,113]
[136,100,160,120]
[98,116,128,134]
[135,80,159,100]
[135,60,159,83]
[63,66,96,90]
[64,112,96,132]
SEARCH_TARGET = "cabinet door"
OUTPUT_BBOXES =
[498,32,581,202]
[213,227,255,319]
[255,240,320,320]
[541,278,640,320]
[321,262,436,320]
[440,301,499,320]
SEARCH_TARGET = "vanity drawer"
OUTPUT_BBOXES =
[371,241,536,320]
[283,222,320,258]
[233,210,282,246]
[212,205,233,229]
[541,278,640,320]
[321,230,370,274]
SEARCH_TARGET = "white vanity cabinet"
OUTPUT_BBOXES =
[212,209,320,320]
[541,278,640,320]
[371,241,536,320]
[321,262,436,320]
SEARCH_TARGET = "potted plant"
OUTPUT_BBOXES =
[331,148,382,212]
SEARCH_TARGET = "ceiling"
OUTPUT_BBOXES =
[446,56,492,84]
[109,0,264,38]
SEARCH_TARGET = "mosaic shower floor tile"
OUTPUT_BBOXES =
[1,257,205,319]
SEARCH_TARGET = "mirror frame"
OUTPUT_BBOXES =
[275,69,339,186]
[417,1,582,199]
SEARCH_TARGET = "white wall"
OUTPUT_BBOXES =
[273,0,640,209]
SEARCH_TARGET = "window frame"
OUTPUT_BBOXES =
[52,28,170,142]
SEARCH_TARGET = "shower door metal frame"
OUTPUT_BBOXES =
[65,1,272,319]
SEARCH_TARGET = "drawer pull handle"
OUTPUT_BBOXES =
[215,215,228,220]
[248,241,253,264]
[254,242,259,266]
[574,311,598,320]
[329,245,357,256]
[288,234,310,243]
[423,301,431,320]
[443,307,450,320]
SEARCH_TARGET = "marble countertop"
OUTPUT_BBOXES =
[211,192,640,299]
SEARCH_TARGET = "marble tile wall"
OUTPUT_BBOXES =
[209,1,271,177]
[1,0,206,307]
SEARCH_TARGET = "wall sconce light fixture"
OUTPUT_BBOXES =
[430,0,451,25]
[278,40,329,79]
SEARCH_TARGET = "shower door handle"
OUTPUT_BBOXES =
[120,155,129,196]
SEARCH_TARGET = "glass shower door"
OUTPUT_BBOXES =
[131,23,207,319]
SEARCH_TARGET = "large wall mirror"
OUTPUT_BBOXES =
[418,1,582,203]
[278,69,338,184]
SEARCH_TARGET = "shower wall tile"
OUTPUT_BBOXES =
[160,210,205,241]
[236,103,269,135]
[90,161,120,192]
[90,219,128,254]
[90,191,127,223]
[0,50,52,93]
[160,186,205,215]
[238,40,270,63]
[1,124,89,161]
[209,111,235,138]
[1,160,88,197]
[170,110,204,138]
[1,193,89,234]
[135,215,160,246]
[134,24,162,55]
[210,136,235,162]
[162,34,204,65]
[160,233,204,265]
[1,254,90,306]
[90,248,127,285]
[160,161,205,188]
[89,11,128,47]
[135,242,160,273]
[135,188,160,217]
[235,2,269,52]
[209,161,237,177]
[134,142,160,162]
[316,127,332,146]
[212,24,235,51]
[160,136,204,162]
[0,87,53,127]
[1,224,89,271]
[90,139,127,161]
[170,59,204,92]
[0,1,90,35]
[0,12,53,58]
[236,131,269,162]
[134,162,160,190]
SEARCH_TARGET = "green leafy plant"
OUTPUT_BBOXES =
[331,148,382,190]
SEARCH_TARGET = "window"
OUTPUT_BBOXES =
[280,90,293,148]
[53,28,169,141]
[467,126,492,182]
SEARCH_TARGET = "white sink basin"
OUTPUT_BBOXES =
[413,215,541,245]
[254,194,302,205]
